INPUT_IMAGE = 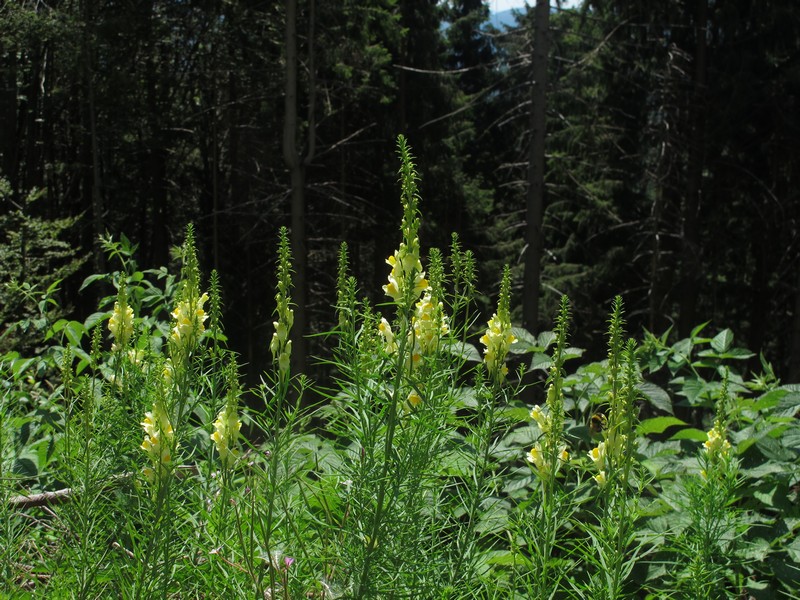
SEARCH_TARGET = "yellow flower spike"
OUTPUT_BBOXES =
[526,444,547,475]
[594,471,607,487]
[141,398,176,484]
[211,403,242,469]
[108,300,134,351]
[481,312,515,382]
[378,318,398,354]
[170,292,209,352]
[530,405,551,433]
[412,291,449,355]
[588,442,606,471]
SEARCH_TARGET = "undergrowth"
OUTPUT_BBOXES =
[1,137,799,599]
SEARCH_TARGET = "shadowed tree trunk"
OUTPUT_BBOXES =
[283,0,315,378]
[678,0,708,337]
[523,0,549,334]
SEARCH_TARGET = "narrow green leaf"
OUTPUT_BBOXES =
[79,273,107,292]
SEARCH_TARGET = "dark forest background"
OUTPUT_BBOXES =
[2,0,799,384]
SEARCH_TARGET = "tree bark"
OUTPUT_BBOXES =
[523,0,549,333]
[789,267,800,382]
[283,0,315,378]
[678,0,708,337]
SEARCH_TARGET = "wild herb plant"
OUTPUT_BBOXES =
[517,294,573,599]
[578,297,644,600]
[0,137,798,599]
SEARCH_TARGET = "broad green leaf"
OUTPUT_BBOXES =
[711,328,734,353]
[537,330,557,349]
[509,326,538,353]
[84,311,110,331]
[753,486,779,509]
[12,457,37,477]
[64,320,86,347]
[637,382,673,414]
[669,427,708,442]
[563,346,584,360]
[638,416,686,436]
[44,318,69,341]
[697,347,755,360]
[530,352,552,371]
[449,341,481,362]
[670,338,692,364]
[785,535,800,563]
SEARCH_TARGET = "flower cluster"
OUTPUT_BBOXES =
[527,399,569,479]
[412,291,449,355]
[481,266,515,383]
[587,441,607,487]
[703,426,731,457]
[378,318,398,354]
[211,402,242,469]
[530,405,551,434]
[526,443,569,477]
[170,292,209,354]
[270,227,294,380]
[701,419,732,481]
[383,239,429,306]
[480,312,516,382]
[108,299,134,351]
[270,306,293,378]
[141,399,176,484]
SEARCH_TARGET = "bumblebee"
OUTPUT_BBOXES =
[589,412,608,435]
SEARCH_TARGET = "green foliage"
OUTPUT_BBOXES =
[1,144,798,598]
[0,182,87,355]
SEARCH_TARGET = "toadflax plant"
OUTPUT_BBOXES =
[518,294,573,599]
[578,296,644,600]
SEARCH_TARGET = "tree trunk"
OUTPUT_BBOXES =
[678,0,708,337]
[283,0,315,379]
[789,267,800,382]
[522,0,549,333]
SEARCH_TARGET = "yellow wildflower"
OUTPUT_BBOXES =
[141,399,176,483]
[703,426,732,458]
[171,292,209,351]
[211,404,242,468]
[402,390,423,413]
[480,312,516,382]
[383,240,428,305]
[412,291,449,355]
[530,405,551,433]
[588,442,606,471]
[378,317,398,354]
[108,301,134,351]
[526,444,546,474]
[594,470,607,487]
